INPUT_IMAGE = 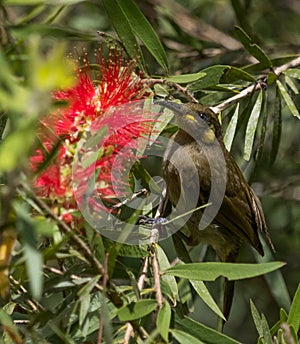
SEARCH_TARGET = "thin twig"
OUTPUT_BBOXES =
[9,276,44,312]
[112,188,149,209]
[146,78,198,103]
[20,183,105,276]
[151,246,163,308]
[43,265,104,291]
[211,82,261,113]
[273,56,300,75]
[149,187,167,310]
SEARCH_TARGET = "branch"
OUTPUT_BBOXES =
[273,56,300,75]
[149,187,167,309]
[211,55,300,114]
[211,82,261,113]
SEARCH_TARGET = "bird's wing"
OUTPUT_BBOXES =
[213,153,265,255]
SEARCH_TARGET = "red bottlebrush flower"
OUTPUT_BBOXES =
[31,44,154,222]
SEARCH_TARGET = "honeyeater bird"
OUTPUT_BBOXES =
[161,101,273,322]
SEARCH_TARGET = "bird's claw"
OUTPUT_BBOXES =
[138,215,167,225]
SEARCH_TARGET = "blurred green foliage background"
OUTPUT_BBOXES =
[0,0,299,343]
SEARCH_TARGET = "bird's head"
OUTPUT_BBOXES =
[160,101,223,144]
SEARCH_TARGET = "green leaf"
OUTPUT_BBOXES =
[171,329,205,344]
[234,26,272,67]
[250,300,273,344]
[277,79,300,119]
[102,0,143,69]
[190,280,225,320]
[14,202,43,299]
[243,91,263,161]
[149,102,175,144]
[189,65,254,92]
[270,308,289,335]
[221,66,256,83]
[99,295,114,344]
[85,126,108,149]
[288,283,300,332]
[117,299,157,321]
[157,302,171,342]
[270,86,282,165]
[175,316,241,344]
[116,0,168,72]
[261,314,273,344]
[189,65,229,91]
[0,124,35,172]
[0,309,22,343]
[250,300,263,337]
[78,276,101,328]
[255,91,268,164]
[166,72,206,84]
[165,261,285,281]
[284,68,300,79]
[255,243,291,310]
[157,245,179,301]
[224,103,239,151]
[285,75,299,94]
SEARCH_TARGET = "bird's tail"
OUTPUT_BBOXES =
[221,246,240,328]
[223,279,235,325]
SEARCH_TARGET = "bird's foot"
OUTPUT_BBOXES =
[138,215,167,225]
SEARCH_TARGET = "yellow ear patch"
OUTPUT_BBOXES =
[202,128,215,143]
[185,114,196,121]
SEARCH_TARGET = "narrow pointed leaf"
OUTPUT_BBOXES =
[288,283,300,332]
[285,75,299,94]
[117,299,157,321]
[224,103,239,151]
[176,316,241,344]
[277,79,300,119]
[171,329,205,344]
[250,300,263,337]
[167,72,206,84]
[270,87,282,165]
[102,0,143,69]
[157,245,179,300]
[157,302,171,342]
[234,26,272,67]
[189,65,228,91]
[116,0,168,72]
[261,314,273,344]
[243,91,263,161]
[190,280,225,320]
[284,68,300,79]
[165,261,285,281]
[255,244,291,310]
[255,90,268,164]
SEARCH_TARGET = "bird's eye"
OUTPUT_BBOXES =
[198,112,207,121]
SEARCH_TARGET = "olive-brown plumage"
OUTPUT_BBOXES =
[162,102,273,321]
